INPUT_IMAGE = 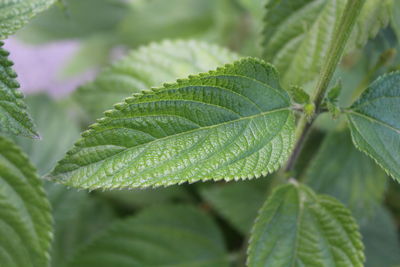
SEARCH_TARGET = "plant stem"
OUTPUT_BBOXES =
[285,0,366,173]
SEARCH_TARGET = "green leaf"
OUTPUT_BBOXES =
[12,94,80,175]
[117,0,216,47]
[287,86,310,104]
[304,130,387,220]
[45,183,115,267]
[247,183,364,267]
[360,205,400,267]
[346,72,400,182]
[74,40,240,119]
[67,205,229,267]
[200,179,270,234]
[0,42,38,137]
[16,0,128,43]
[0,0,56,39]
[0,136,52,267]
[50,58,295,189]
[262,0,392,87]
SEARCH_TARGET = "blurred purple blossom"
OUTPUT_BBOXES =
[4,38,96,97]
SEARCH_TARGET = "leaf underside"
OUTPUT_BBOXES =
[347,72,400,183]
[0,0,56,40]
[0,136,52,267]
[74,40,240,119]
[67,205,229,267]
[49,58,295,189]
[247,183,364,267]
[0,42,38,138]
[262,0,392,88]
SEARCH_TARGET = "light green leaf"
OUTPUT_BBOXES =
[45,183,115,267]
[0,136,52,267]
[248,183,364,267]
[0,42,38,138]
[262,0,392,87]
[360,205,400,267]
[0,0,56,39]
[304,130,387,220]
[16,0,128,43]
[200,179,270,234]
[67,205,229,267]
[12,94,80,175]
[117,0,216,47]
[346,72,400,182]
[50,58,295,189]
[74,40,240,119]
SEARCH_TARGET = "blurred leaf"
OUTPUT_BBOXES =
[0,0,56,39]
[17,0,128,43]
[0,42,38,137]
[67,205,229,267]
[304,129,387,220]
[262,0,392,88]
[118,0,216,47]
[248,183,364,267]
[200,179,270,234]
[12,94,80,175]
[50,58,295,190]
[360,205,400,267]
[45,183,115,267]
[347,72,400,183]
[0,136,52,267]
[74,40,239,119]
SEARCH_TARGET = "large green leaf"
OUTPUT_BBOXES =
[49,58,295,189]
[12,94,80,175]
[67,205,229,267]
[74,40,239,119]
[346,72,400,182]
[360,205,400,267]
[45,183,115,267]
[304,129,387,220]
[247,183,364,267]
[0,136,52,267]
[0,42,38,137]
[200,179,270,234]
[262,0,392,87]
[0,0,56,39]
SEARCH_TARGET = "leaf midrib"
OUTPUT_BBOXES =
[57,107,291,174]
[347,110,400,134]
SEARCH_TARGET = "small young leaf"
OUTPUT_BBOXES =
[49,58,295,189]
[287,86,310,104]
[247,183,364,267]
[346,72,400,182]
[67,205,229,267]
[0,42,38,137]
[74,40,239,119]
[304,130,387,220]
[0,0,56,39]
[0,136,52,267]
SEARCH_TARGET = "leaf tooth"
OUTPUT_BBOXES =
[113,102,127,110]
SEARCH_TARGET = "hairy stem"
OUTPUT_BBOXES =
[285,0,366,173]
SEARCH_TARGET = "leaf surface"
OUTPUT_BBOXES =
[67,205,229,267]
[347,72,400,182]
[74,40,239,119]
[304,130,387,220]
[0,42,38,137]
[262,0,392,87]
[0,136,52,267]
[0,0,56,39]
[247,183,364,267]
[50,58,295,189]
